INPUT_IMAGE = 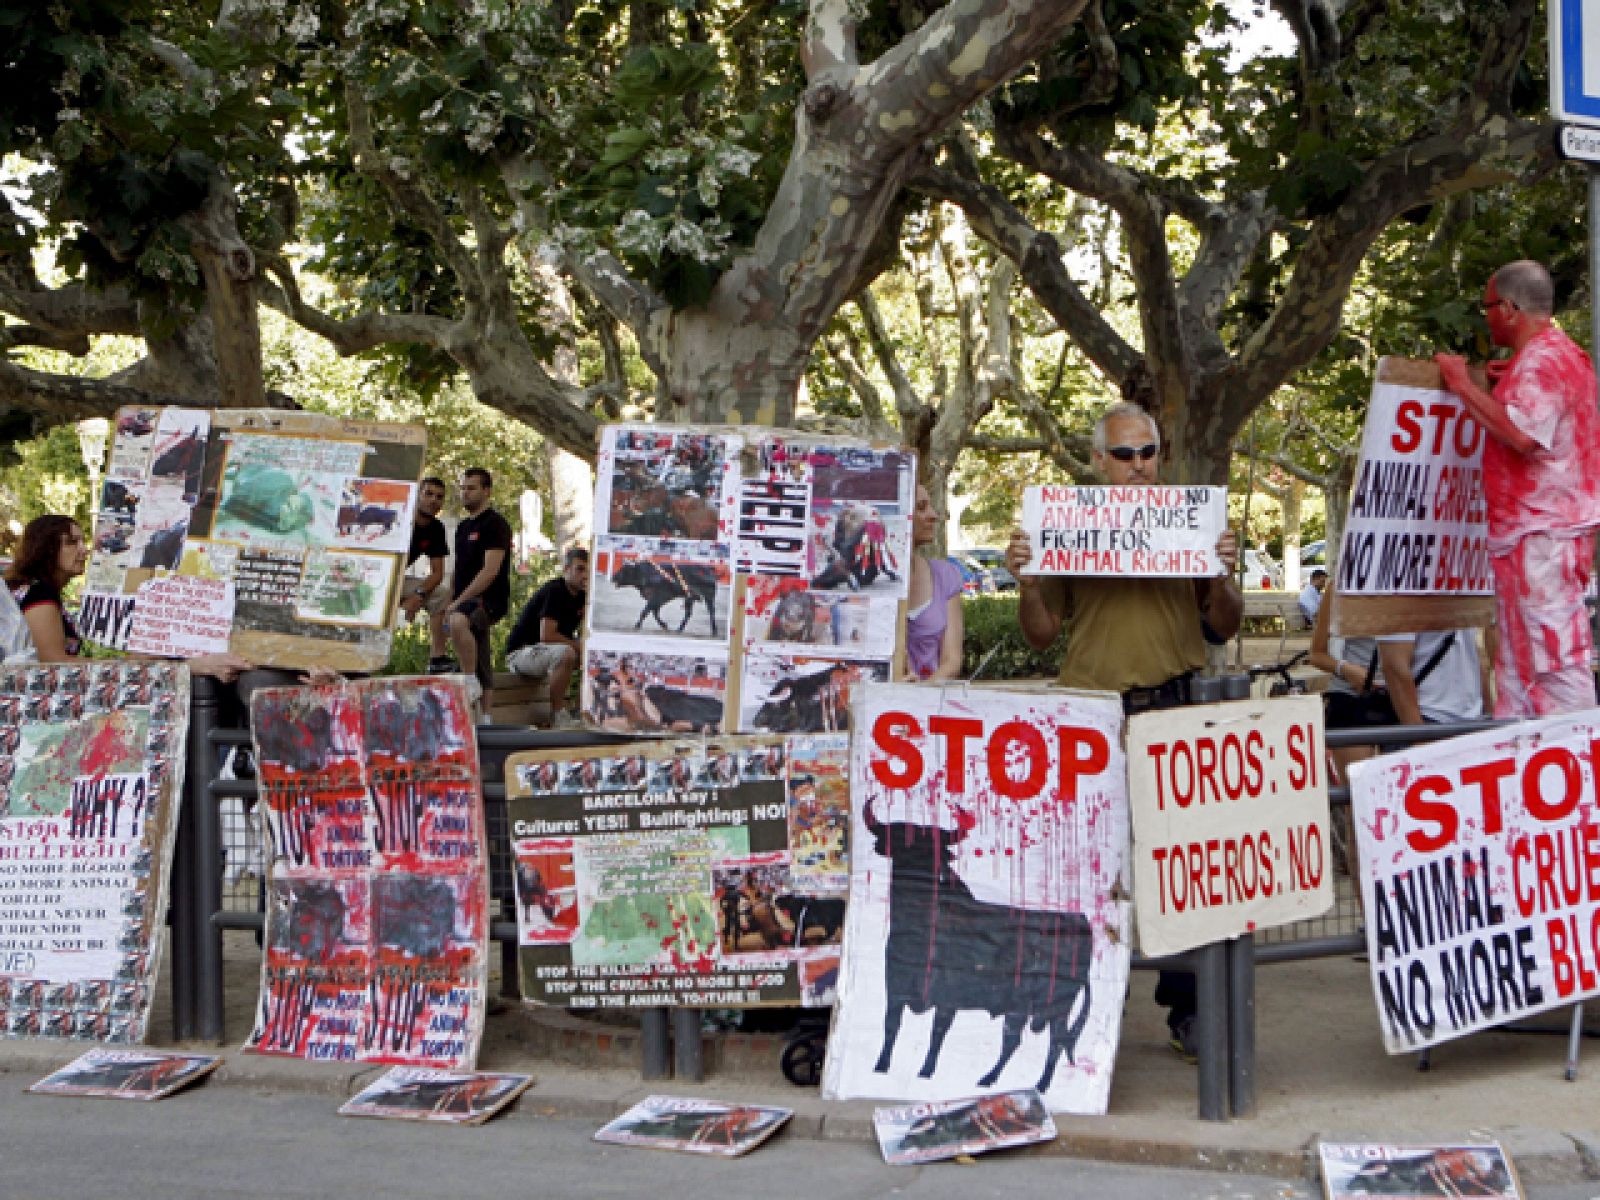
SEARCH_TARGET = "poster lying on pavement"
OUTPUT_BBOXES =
[339,1067,532,1124]
[1319,1142,1521,1199]
[80,406,426,671]
[873,1089,1056,1165]
[1348,713,1600,1054]
[823,684,1131,1115]
[594,1096,793,1157]
[244,676,488,1068]
[1127,695,1333,956]
[0,660,189,1043]
[507,734,847,1009]
[29,1049,220,1100]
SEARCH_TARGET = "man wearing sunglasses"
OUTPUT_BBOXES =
[1004,401,1242,1059]
[1436,260,1600,718]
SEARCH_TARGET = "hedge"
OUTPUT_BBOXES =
[960,594,1062,682]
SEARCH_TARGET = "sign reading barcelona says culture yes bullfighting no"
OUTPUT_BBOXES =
[1348,712,1600,1054]
[1019,485,1228,576]
[1127,696,1333,957]
[823,684,1131,1116]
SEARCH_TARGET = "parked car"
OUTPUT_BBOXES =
[1301,539,1326,566]
[966,547,1006,569]
[949,557,986,595]
[1241,548,1284,591]
[981,563,1019,591]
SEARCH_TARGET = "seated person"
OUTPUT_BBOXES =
[397,476,451,657]
[505,546,588,723]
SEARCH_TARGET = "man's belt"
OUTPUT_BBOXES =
[1121,672,1194,715]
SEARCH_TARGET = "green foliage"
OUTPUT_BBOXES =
[960,595,1064,681]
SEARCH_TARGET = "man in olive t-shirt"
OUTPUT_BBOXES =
[1004,402,1243,1061]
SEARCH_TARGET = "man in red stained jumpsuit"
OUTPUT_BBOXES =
[1436,259,1600,717]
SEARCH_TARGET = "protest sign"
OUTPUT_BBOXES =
[0,661,188,1043]
[81,406,427,671]
[1348,713,1600,1053]
[29,1050,221,1100]
[873,1090,1056,1166]
[244,676,489,1068]
[339,1067,532,1124]
[1319,1142,1521,1199]
[583,425,910,736]
[595,1096,794,1157]
[1127,696,1333,956]
[822,684,1130,1115]
[1332,357,1496,637]
[1019,485,1226,576]
[507,734,845,1009]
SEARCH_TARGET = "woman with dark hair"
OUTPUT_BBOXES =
[4,515,88,661]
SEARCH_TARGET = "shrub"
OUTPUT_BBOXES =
[960,594,1063,682]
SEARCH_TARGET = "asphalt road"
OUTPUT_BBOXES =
[2,1079,1598,1200]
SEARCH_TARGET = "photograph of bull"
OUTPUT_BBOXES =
[861,801,1095,1094]
[607,558,721,636]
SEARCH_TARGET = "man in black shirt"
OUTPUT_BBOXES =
[442,467,514,710]
[506,545,589,724]
[399,477,451,667]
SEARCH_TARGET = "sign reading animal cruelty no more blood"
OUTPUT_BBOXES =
[1348,709,1600,1053]
[1127,697,1334,957]
[824,683,1131,1115]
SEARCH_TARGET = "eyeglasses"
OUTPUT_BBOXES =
[1106,443,1159,463]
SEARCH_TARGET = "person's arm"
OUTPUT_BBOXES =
[1378,639,1423,725]
[1005,527,1061,650]
[539,616,579,652]
[1435,354,1538,454]
[449,547,506,610]
[928,594,964,681]
[22,602,72,662]
[185,652,255,683]
[1307,592,1374,690]
[1197,529,1243,639]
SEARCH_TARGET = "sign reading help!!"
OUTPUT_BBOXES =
[1020,486,1226,576]
[822,684,1131,1116]
[1127,697,1332,957]
[1348,712,1600,1054]
[1336,368,1491,597]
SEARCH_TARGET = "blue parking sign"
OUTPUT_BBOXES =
[1553,0,1600,126]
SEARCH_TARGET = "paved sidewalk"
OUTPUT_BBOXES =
[1,931,1598,1185]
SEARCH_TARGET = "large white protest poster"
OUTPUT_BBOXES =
[1348,713,1600,1053]
[0,661,189,1043]
[1020,485,1226,576]
[823,684,1130,1115]
[1127,696,1333,957]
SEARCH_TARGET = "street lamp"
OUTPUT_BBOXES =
[76,417,110,510]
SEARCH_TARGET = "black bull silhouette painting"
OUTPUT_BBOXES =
[863,803,1095,1093]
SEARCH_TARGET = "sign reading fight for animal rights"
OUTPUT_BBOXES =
[244,677,489,1068]
[506,734,846,1009]
[1127,697,1333,956]
[80,406,426,672]
[1336,357,1491,601]
[0,661,189,1044]
[584,424,911,737]
[823,684,1131,1116]
[1347,713,1600,1054]
[1019,485,1227,575]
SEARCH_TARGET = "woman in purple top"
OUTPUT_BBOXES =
[903,485,964,680]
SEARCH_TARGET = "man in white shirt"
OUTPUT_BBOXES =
[1378,629,1484,725]
[1298,568,1327,626]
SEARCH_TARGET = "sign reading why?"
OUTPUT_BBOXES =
[1020,486,1226,576]
[1127,696,1333,957]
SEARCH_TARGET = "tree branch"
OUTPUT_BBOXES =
[261,258,458,355]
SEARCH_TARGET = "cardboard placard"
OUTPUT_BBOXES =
[339,1067,532,1124]
[0,661,188,1043]
[29,1050,220,1100]
[507,734,846,1009]
[82,406,427,672]
[594,1096,793,1157]
[873,1090,1056,1165]
[1331,357,1495,637]
[244,676,489,1068]
[1127,696,1334,956]
[1348,712,1600,1053]
[1319,1142,1521,1199]
[583,426,911,736]
[1019,485,1227,576]
[822,683,1131,1116]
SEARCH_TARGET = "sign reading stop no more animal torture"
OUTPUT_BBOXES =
[1127,697,1333,957]
[244,677,489,1068]
[823,684,1131,1115]
[1348,713,1600,1054]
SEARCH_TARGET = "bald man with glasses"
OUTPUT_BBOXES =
[1004,401,1242,1058]
[1437,259,1600,718]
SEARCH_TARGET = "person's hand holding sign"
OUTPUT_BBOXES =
[1215,528,1239,575]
